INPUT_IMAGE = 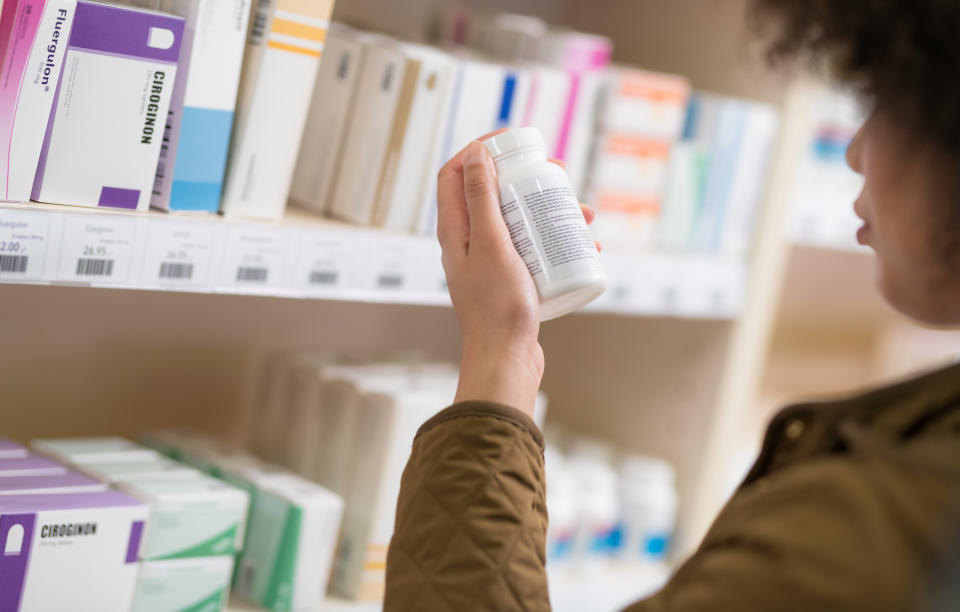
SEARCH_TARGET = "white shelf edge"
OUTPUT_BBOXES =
[227,595,380,612]
[0,202,745,320]
[225,561,670,612]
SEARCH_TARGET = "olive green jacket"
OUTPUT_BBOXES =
[385,362,960,611]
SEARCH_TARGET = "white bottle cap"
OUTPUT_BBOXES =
[482,127,546,159]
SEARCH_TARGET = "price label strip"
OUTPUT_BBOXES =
[141,220,217,287]
[218,225,290,291]
[56,215,136,283]
[0,208,51,281]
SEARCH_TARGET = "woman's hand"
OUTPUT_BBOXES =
[437,136,596,418]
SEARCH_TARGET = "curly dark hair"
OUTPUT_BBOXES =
[751,0,960,161]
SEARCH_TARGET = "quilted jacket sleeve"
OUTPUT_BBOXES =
[384,401,550,612]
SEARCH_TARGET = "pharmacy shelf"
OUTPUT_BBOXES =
[0,201,745,319]
[788,218,870,254]
[226,561,670,612]
[777,243,893,334]
[548,561,670,612]
[228,596,380,612]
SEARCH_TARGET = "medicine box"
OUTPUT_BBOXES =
[332,386,448,600]
[234,474,343,612]
[328,36,407,226]
[0,0,77,202]
[373,42,455,232]
[291,23,364,214]
[31,0,184,211]
[147,0,251,212]
[32,436,161,464]
[0,490,148,611]
[416,56,508,234]
[132,555,234,612]
[74,457,202,483]
[0,471,108,495]
[0,436,28,458]
[138,430,191,461]
[599,67,691,139]
[220,0,334,219]
[0,455,67,478]
[117,473,249,559]
[172,437,248,477]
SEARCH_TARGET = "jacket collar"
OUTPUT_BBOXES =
[829,359,960,437]
[744,360,960,484]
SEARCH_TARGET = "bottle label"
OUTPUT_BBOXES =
[499,172,600,294]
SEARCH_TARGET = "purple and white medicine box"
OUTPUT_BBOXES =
[0,470,107,494]
[0,490,148,611]
[31,0,184,211]
[0,436,28,459]
[0,455,68,477]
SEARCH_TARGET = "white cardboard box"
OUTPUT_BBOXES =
[145,0,252,212]
[234,474,344,611]
[74,457,202,483]
[118,474,249,560]
[220,0,334,219]
[290,24,364,214]
[373,43,455,232]
[331,385,452,600]
[327,36,407,226]
[132,555,234,612]
[32,436,161,464]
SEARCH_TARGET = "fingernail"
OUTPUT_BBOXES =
[464,142,487,166]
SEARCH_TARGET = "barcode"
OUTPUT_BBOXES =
[309,270,338,285]
[0,254,28,274]
[249,0,271,44]
[377,274,403,289]
[241,564,255,590]
[152,158,166,195]
[237,267,268,283]
[381,64,395,91]
[76,258,114,277]
[159,262,194,280]
[337,53,350,80]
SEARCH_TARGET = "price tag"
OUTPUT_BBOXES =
[57,215,136,283]
[219,225,290,290]
[294,229,361,293]
[369,238,409,293]
[0,208,51,281]
[141,220,217,287]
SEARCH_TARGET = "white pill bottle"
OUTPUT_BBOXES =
[482,127,607,320]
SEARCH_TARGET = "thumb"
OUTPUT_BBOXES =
[462,141,509,246]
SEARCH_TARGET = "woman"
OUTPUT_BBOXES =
[385,1,960,610]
